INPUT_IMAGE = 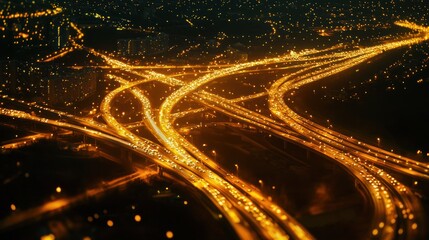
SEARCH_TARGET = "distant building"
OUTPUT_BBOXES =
[44,68,99,105]
[0,60,45,96]
[117,32,169,56]
[117,38,147,56]
[225,46,248,63]
[0,61,100,106]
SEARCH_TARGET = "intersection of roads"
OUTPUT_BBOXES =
[1,21,429,239]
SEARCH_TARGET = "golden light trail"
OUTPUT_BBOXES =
[267,22,429,240]
[103,73,312,239]
[81,21,429,239]
[1,20,428,240]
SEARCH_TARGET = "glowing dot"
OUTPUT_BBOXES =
[107,220,114,227]
[134,215,141,222]
[10,204,16,211]
[56,187,61,193]
[83,237,91,240]
[379,222,384,228]
[40,234,55,240]
[87,216,93,222]
[183,201,188,205]
[94,213,99,219]
[412,223,418,230]
[372,229,378,236]
[398,228,404,235]
[166,231,174,239]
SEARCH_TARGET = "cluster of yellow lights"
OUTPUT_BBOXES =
[38,22,85,62]
[0,6,62,19]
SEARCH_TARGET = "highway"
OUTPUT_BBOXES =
[102,73,313,239]
[1,20,428,239]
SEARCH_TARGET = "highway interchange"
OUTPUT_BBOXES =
[1,21,429,239]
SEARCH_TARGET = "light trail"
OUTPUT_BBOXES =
[0,133,52,151]
[104,74,313,240]
[156,50,328,239]
[267,24,429,240]
[1,20,428,240]
[0,171,150,230]
[87,23,428,238]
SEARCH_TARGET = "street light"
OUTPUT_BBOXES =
[234,164,239,177]
[377,137,380,147]
[258,179,263,191]
[211,150,217,161]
